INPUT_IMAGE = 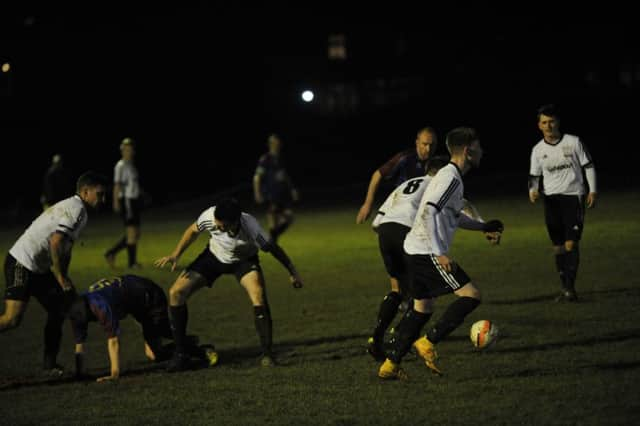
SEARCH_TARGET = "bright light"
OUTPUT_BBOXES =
[301,90,314,102]
[1,63,10,73]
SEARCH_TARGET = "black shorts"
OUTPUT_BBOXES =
[120,197,142,226]
[543,194,585,246]
[123,275,171,340]
[405,253,471,299]
[4,254,65,311]
[377,222,410,282]
[187,247,262,285]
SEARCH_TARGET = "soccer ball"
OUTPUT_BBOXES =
[469,320,499,349]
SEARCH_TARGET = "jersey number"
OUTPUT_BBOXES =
[402,178,424,195]
[88,277,121,292]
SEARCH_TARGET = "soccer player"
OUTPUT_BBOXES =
[1,171,108,375]
[529,104,597,302]
[40,153,74,211]
[378,127,504,379]
[154,197,303,371]
[105,137,144,269]
[253,133,299,243]
[69,274,214,382]
[367,155,450,361]
[356,126,438,224]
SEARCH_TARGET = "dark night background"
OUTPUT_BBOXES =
[1,4,638,222]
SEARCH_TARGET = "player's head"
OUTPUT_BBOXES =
[52,153,63,165]
[415,127,437,161]
[426,155,450,176]
[76,170,108,209]
[214,197,242,232]
[267,133,282,154]
[445,127,482,168]
[120,137,136,160]
[537,104,561,138]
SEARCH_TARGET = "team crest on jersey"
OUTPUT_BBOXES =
[562,146,573,157]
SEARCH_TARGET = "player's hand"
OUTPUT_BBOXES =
[435,255,454,273]
[290,274,303,289]
[59,277,75,292]
[482,219,504,233]
[96,375,119,383]
[484,231,502,245]
[356,203,372,224]
[586,192,597,209]
[529,191,539,204]
[154,255,178,271]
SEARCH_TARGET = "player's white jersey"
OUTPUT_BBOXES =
[372,175,433,229]
[404,163,465,256]
[529,134,593,196]
[197,207,270,264]
[114,159,140,199]
[9,195,88,273]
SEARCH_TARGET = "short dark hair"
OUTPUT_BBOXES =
[426,155,450,175]
[214,197,242,223]
[537,104,559,121]
[445,127,478,155]
[76,170,108,192]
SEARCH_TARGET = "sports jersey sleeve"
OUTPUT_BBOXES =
[576,138,594,168]
[423,173,461,212]
[196,207,215,233]
[114,161,124,185]
[254,154,268,177]
[57,202,87,241]
[378,151,407,179]
[86,295,120,338]
[529,147,542,177]
[242,214,271,249]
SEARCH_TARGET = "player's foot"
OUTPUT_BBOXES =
[166,352,190,373]
[378,358,408,380]
[260,353,276,367]
[42,364,64,378]
[413,336,442,375]
[367,336,386,361]
[555,290,578,303]
[201,345,219,367]
[105,253,116,269]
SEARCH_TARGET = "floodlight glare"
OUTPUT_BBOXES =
[301,90,314,102]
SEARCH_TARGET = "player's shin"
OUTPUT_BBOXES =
[169,305,189,354]
[426,297,480,344]
[386,308,431,363]
[374,291,403,341]
[254,305,273,355]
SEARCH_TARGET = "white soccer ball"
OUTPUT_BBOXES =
[469,320,499,349]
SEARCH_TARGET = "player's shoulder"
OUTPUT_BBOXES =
[562,133,581,145]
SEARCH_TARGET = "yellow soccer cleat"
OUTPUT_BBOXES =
[378,358,408,380]
[413,336,442,375]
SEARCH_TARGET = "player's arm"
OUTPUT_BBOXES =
[97,336,120,382]
[253,171,264,204]
[356,169,383,224]
[528,149,542,203]
[263,242,303,289]
[112,182,122,212]
[584,164,597,208]
[49,231,74,291]
[154,222,200,271]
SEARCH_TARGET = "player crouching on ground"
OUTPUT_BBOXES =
[68,274,215,382]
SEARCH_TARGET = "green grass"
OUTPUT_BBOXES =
[1,191,639,425]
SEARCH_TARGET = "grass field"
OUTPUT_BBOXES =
[1,190,639,425]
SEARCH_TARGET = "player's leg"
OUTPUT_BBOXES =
[238,268,274,365]
[545,196,573,300]
[272,207,294,241]
[32,274,66,374]
[105,198,129,267]
[425,282,481,346]
[0,299,27,331]
[125,198,142,268]
[559,195,584,301]
[166,270,208,371]
[369,223,410,360]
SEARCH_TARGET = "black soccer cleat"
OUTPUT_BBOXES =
[166,352,190,373]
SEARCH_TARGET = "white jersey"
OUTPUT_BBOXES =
[9,195,88,273]
[529,134,593,196]
[372,175,433,229]
[114,159,140,199]
[404,163,465,256]
[196,207,271,264]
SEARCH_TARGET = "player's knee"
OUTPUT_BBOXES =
[169,285,188,304]
[0,312,23,330]
[565,240,576,251]
[457,283,481,301]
